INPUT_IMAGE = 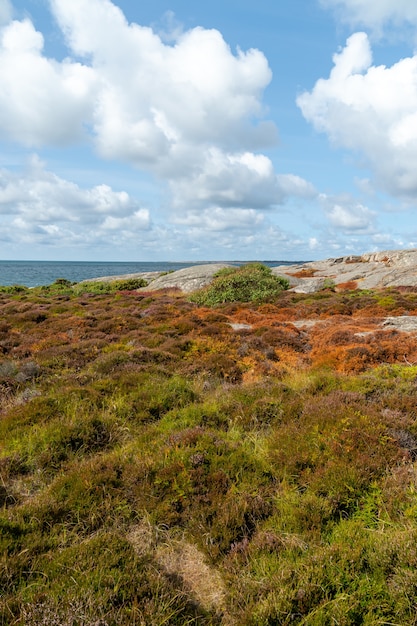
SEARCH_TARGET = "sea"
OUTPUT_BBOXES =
[0,260,299,288]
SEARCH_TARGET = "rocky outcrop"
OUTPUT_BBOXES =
[83,249,417,295]
[272,248,417,293]
[139,263,233,293]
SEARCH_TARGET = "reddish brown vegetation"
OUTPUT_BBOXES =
[336,280,358,291]
[288,268,318,278]
[2,286,417,381]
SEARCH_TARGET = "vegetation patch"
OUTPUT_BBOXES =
[2,280,417,623]
[189,263,289,305]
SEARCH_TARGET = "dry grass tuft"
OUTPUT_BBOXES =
[128,519,226,614]
[156,539,226,613]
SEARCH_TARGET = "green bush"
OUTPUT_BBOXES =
[190,263,289,305]
[37,278,74,295]
[73,277,147,294]
[0,284,29,294]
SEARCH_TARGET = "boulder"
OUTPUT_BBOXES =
[139,263,233,293]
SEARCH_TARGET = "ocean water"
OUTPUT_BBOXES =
[0,260,296,288]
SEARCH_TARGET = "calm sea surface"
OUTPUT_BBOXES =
[0,260,298,288]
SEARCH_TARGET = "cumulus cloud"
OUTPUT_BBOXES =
[170,150,284,210]
[320,0,417,31]
[0,153,323,260]
[0,19,96,146]
[0,156,150,249]
[0,0,298,219]
[168,150,318,217]
[297,32,417,200]
[173,207,264,232]
[326,202,375,231]
[50,0,276,160]
[276,174,317,199]
[1,0,274,157]
[154,10,184,44]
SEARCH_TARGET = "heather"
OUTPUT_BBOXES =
[2,276,417,624]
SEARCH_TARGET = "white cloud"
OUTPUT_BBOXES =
[320,0,417,32]
[154,10,184,44]
[169,149,290,211]
[276,174,317,199]
[0,0,300,219]
[50,0,275,161]
[0,156,150,249]
[0,19,97,146]
[101,210,150,231]
[326,202,375,231]
[173,207,264,232]
[297,33,417,200]
[167,149,318,216]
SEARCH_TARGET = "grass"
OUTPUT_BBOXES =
[2,282,417,623]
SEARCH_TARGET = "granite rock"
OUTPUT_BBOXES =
[139,263,233,293]
[273,248,417,293]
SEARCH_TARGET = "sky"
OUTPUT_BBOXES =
[1,1,417,261]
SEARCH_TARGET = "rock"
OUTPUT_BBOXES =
[139,263,233,294]
[290,278,330,294]
[277,248,417,292]
[229,323,253,331]
[270,269,301,287]
[382,316,417,333]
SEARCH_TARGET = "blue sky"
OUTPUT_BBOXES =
[1,0,417,261]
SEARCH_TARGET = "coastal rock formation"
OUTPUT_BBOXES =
[272,248,417,293]
[139,263,233,293]
[82,249,417,295]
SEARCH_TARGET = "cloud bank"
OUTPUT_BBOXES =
[0,0,325,258]
[0,0,291,218]
[0,156,150,248]
[1,0,414,260]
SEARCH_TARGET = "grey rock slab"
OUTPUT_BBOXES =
[362,249,417,266]
[270,269,302,286]
[138,263,233,293]
[290,278,330,293]
[273,248,417,290]
[291,319,323,329]
[382,316,417,333]
[229,323,253,331]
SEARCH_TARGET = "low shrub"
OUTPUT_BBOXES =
[190,263,289,305]
[73,277,147,294]
[0,284,28,294]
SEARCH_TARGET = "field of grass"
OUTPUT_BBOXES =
[2,272,417,624]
